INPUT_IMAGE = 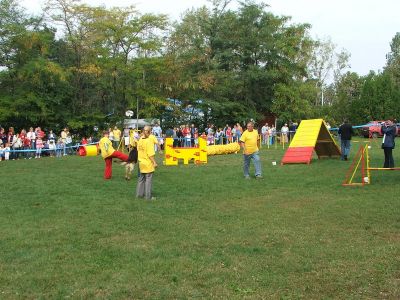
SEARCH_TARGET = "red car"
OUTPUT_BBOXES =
[361,121,400,138]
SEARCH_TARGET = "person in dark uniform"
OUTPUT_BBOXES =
[338,119,354,161]
[381,118,396,168]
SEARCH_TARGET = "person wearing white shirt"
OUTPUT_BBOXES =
[261,123,269,145]
[152,123,162,138]
[26,127,36,158]
[281,124,289,143]
[152,123,163,149]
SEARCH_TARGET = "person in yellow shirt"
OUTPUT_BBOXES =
[136,126,157,200]
[239,121,262,179]
[112,126,122,149]
[99,130,128,179]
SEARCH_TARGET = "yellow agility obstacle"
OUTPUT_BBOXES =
[78,144,99,157]
[281,119,341,165]
[164,138,240,166]
[342,144,371,186]
[164,137,207,165]
[342,144,400,186]
[207,142,240,156]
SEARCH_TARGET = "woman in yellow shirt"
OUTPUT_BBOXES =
[136,126,157,200]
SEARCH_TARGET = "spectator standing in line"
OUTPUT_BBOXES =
[232,125,237,142]
[35,136,44,158]
[22,131,30,159]
[222,125,227,144]
[176,127,183,147]
[225,126,231,144]
[194,128,199,146]
[36,127,45,140]
[190,124,197,146]
[338,119,354,161]
[0,127,6,145]
[48,130,57,157]
[11,133,22,160]
[261,123,269,145]
[108,127,114,148]
[27,127,36,158]
[4,143,10,160]
[271,125,276,145]
[60,128,67,156]
[152,123,162,138]
[112,126,122,150]
[136,125,157,200]
[65,129,73,155]
[7,127,14,158]
[20,129,26,159]
[172,127,178,147]
[281,123,289,144]
[381,118,396,168]
[240,121,262,179]
[236,123,243,142]
[165,127,174,138]
[181,125,189,147]
[56,138,63,158]
[207,130,214,145]
[206,124,213,135]
[152,123,163,149]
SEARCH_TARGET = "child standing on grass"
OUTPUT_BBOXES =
[36,137,44,158]
[56,138,63,158]
[4,143,10,161]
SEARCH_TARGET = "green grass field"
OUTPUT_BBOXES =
[1,139,399,299]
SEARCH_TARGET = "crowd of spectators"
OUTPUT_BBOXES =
[0,126,96,161]
[0,121,299,161]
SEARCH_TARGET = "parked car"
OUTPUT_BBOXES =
[361,121,400,138]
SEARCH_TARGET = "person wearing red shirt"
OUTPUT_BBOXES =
[22,131,31,159]
[226,126,232,144]
[36,127,45,139]
[35,137,44,158]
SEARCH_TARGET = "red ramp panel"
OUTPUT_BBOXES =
[281,147,314,165]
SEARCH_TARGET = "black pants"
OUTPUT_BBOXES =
[383,147,394,168]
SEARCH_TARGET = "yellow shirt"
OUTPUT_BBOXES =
[137,137,155,173]
[112,129,121,141]
[240,130,259,154]
[99,137,115,159]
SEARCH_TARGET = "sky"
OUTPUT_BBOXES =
[20,0,400,76]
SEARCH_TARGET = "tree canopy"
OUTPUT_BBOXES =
[0,0,399,132]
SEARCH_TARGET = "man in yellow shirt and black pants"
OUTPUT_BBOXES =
[239,121,262,179]
[136,126,158,200]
